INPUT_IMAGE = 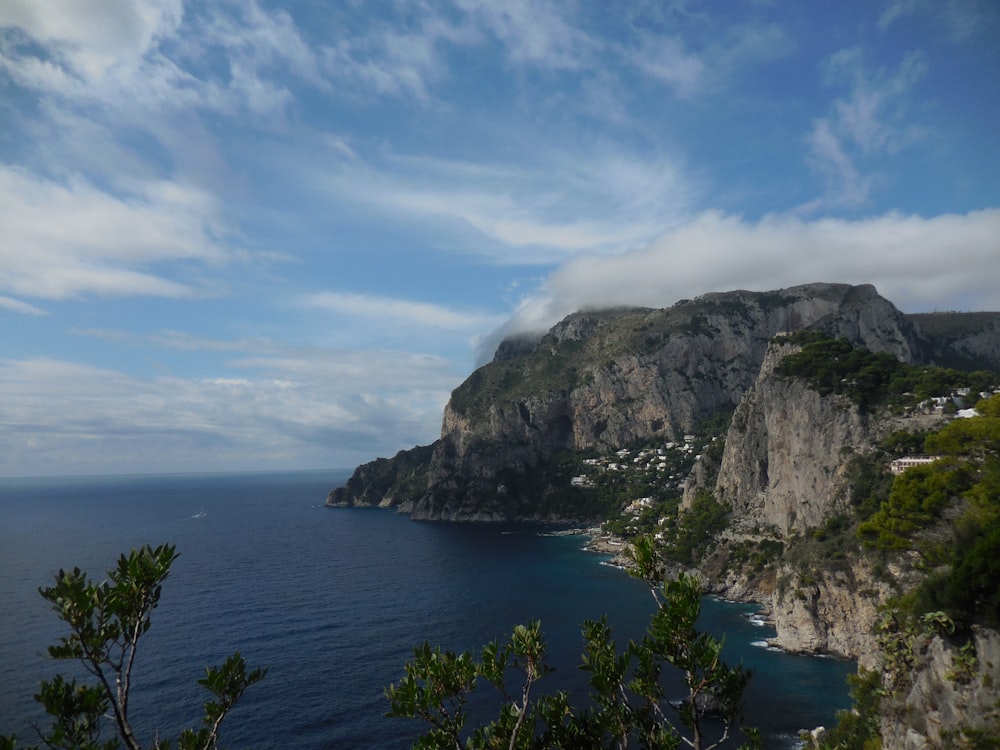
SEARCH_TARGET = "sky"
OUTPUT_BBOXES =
[1,0,999,478]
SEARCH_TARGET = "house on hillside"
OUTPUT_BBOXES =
[889,456,941,475]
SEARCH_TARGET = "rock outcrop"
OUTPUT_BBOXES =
[709,340,878,534]
[682,335,1000,750]
[882,628,1000,748]
[689,337,946,662]
[330,282,946,521]
[909,311,1000,372]
[766,559,891,664]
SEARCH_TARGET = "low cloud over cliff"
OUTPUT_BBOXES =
[480,208,1000,362]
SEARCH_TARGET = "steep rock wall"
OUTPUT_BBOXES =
[908,311,1000,372]
[767,560,890,664]
[694,339,914,663]
[711,341,879,535]
[409,283,921,520]
[882,628,1000,749]
[328,282,997,523]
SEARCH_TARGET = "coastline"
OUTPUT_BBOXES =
[569,526,633,567]
[575,527,785,649]
[537,524,844,677]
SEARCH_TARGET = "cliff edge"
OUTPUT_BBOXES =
[330,282,946,520]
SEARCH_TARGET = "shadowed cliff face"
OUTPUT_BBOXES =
[329,282,978,521]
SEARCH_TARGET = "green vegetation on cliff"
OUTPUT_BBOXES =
[662,490,730,566]
[775,331,996,411]
[862,393,1000,630]
[328,442,436,507]
[814,394,1000,749]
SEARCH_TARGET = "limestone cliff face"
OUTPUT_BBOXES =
[909,311,1000,372]
[882,628,1000,748]
[337,283,925,521]
[767,560,891,664]
[329,282,999,524]
[327,443,435,508]
[689,337,962,664]
[699,341,914,662]
[710,341,880,535]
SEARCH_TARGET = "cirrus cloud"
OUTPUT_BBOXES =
[300,291,504,332]
[0,166,231,303]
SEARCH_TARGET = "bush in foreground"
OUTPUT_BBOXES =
[0,544,265,750]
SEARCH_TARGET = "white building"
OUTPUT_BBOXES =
[889,456,941,475]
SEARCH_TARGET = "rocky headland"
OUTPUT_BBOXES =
[328,281,1000,746]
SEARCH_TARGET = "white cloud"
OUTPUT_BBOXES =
[620,9,793,99]
[300,291,504,332]
[0,0,323,125]
[879,0,922,30]
[70,328,275,352]
[804,118,875,208]
[312,143,694,263]
[0,167,231,300]
[0,348,459,476]
[823,48,927,154]
[0,0,198,118]
[490,209,1000,345]
[0,295,47,315]
[0,0,182,81]
[185,1,326,117]
[201,1,324,87]
[626,34,706,97]
[456,0,597,71]
[625,19,792,98]
[322,14,475,102]
[878,0,997,40]
[715,21,795,69]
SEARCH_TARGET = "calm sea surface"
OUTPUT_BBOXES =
[0,471,853,748]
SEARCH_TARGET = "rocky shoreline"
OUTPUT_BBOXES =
[577,527,788,647]
[580,528,629,562]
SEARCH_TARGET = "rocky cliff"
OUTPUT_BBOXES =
[688,338,896,661]
[329,280,1000,745]
[330,282,953,520]
[691,333,1000,746]
[710,340,880,535]
[909,311,1000,372]
[881,628,1000,749]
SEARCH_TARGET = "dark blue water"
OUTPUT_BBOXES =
[0,472,853,748]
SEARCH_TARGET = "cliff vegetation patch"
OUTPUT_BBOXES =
[816,394,1000,748]
[775,331,997,412]
[865,394,1000,631]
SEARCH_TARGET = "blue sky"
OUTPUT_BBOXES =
[1,0,999,477]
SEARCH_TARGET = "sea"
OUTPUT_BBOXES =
[0,471,854,748]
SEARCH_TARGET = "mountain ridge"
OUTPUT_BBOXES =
[328,282,999,521]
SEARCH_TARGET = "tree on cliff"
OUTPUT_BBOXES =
[821,394,1000,748]
[386,534,759,750]
[0,544,265,750]
[858,393,1000,628]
